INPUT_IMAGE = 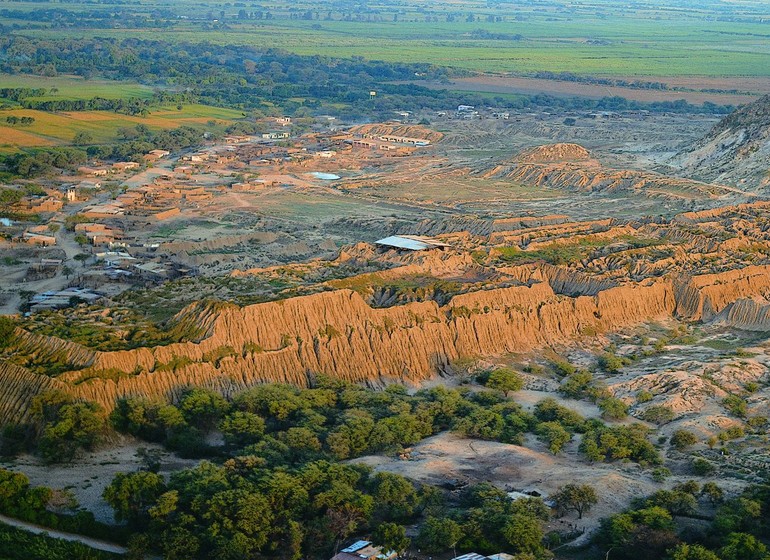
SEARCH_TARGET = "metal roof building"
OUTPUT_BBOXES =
[374,235,450,251]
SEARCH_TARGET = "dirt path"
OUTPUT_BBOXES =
[0,513,127,554]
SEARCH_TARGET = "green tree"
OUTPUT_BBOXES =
[486,368,524,397]
[599,397,629,420]
[692,458,716,476]
[0,317,16,349]
[560,370,594,398]
[372,522,410,555]
[671,430,698,450]
[501,513,544,554]
[719,532,768,560]
[103,471,166,526]
[178,387,229,431]
[36,400,105,463]
[417,516,463,553]
[73,131,94,145]
[701,482,724,506]
[220,411,265,447]
[369,472,419,520]
[668,543,720,560]
[554,484,598,519]
[536,421,571,454]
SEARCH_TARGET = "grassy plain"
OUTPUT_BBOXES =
[10,8,770,79]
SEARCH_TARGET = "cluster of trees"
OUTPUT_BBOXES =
[1,147,87,178]
[6,390,106,463]
[0,87,48,101]
[102,459,430,559]
[415,483,554,557]
[18,93,188,115]
[597,480,770,560]
[0,123,210,178]
[85,124,206,162]
[4,115,35,125]
[2,370,661,469]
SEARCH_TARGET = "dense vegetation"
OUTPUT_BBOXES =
[0,523,116,560]
[595,481,770,560]
[0,469,127,544]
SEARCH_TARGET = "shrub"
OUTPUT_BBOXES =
[639,405,675,425]
[670,429,698,450]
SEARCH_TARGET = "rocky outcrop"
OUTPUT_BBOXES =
[10,329,96,369]
[486,143,739,200]
[0,362,65,425]
[5,279,674,415]
[713,297,770,331]
[674,95,770,190]
[675,264,770,321]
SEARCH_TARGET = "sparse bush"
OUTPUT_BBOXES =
[639,405,675,425]
[651,467,671,483]
[551,359,577,377]
[560,369,594,399]
[599,397,628,420]
[598,352,629,373]
[723,394,748,418]
[636,390,653,403]
[692,458,717,476]
[670,429,698,450]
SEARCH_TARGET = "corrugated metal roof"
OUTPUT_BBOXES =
[374,235,450,251]
[452,553,489,560]
[341,541,370,553]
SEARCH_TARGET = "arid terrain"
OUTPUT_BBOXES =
[2,96,770,555]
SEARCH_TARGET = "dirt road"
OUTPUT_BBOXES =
[0,513,127,554]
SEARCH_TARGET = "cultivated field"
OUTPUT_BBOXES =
[0,104,244,148]
[0,74,153,100]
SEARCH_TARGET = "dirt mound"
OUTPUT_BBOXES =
[518,143,592,163]
[482,143,738,200]
[348,123,443,143]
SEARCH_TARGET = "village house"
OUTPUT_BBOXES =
[112,161,140,172]
[330,541,396,560]
[262,131,290,140]
[77,166,109,177]
[19,196,63,214]
[22,229,57,246]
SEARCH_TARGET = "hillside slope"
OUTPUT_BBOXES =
[674,94,770,190]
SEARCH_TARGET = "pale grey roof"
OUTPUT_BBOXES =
[341,541,370,553]
[374,235,450,251]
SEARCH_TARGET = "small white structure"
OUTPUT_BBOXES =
[374,235,450,251]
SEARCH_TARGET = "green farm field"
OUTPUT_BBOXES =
[0,74,153,100]
[5,0,770,79]
[0,104,244,148]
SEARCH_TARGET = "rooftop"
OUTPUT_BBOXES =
[374,235,450,251]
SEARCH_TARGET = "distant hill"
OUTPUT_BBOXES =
[673,94,770,191]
